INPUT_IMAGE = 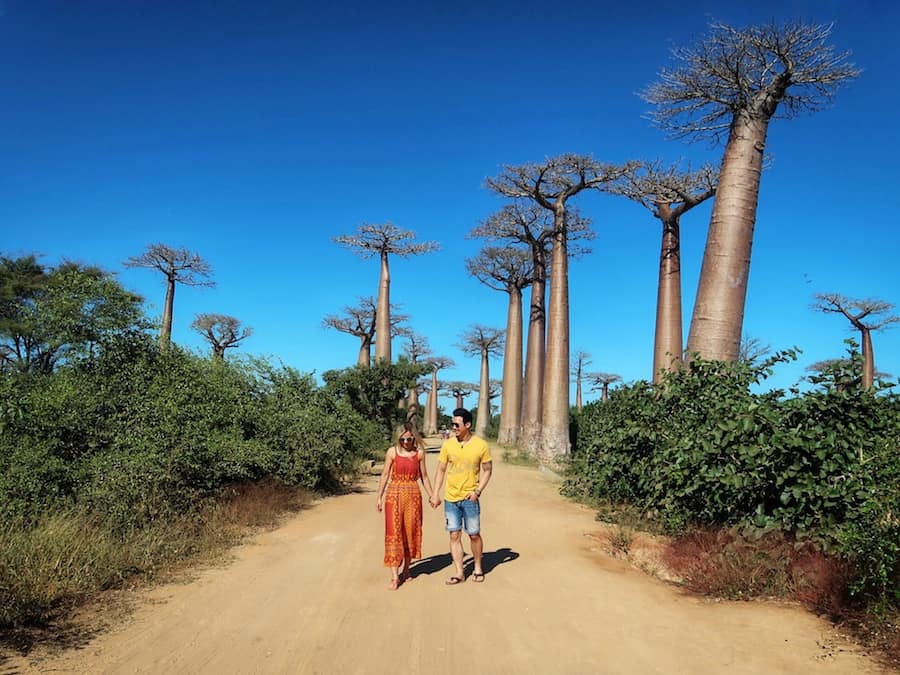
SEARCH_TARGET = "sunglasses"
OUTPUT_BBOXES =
[451,423,460,429]
[399,437,415,443]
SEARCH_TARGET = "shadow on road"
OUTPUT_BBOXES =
[410,547,519,581]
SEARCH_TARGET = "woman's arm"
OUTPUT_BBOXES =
[418,449,435,500]
[375,447,394,512]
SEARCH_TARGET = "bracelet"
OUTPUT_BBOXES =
[474,489,481,497]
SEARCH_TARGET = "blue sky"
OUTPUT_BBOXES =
[3,0,898,412]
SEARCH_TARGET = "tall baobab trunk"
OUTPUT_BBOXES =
[686,115,767,362]
[861,328,875,390]
[498,288,523,445]
[520,274,545,455]
[475,349,491,438]
[654,212,683,381]
[541,221,570,460]
[424,383,436,434]
[375,251,391,363]
[574,377,582,412]
[160,275,175,350]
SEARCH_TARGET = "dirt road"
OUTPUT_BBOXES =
[3,451,889,674]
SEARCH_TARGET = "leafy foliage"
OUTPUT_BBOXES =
[564,352,900,608]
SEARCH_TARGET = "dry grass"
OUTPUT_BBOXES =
[661,527,900,669]
[0,479,313,652]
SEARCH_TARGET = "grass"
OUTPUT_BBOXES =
[500,446,539,467]
[0,479,312,640]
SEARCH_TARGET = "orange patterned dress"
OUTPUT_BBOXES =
[383,451,423,567]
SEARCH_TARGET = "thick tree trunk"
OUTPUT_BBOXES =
[475,349,491,438]
[425,369,439,435]
[159,276,175,350]
[374,252,391,363]
[520,275,545,456]
[687,114,768,362]
[541,224,570,461]
[407,386,419,426]
[498,288,523,446]
[654,215,683,382]
[860,328,875,390]
[357,338,371,367]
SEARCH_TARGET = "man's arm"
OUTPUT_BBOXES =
[470,461,492,501]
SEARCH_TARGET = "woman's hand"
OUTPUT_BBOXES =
[376,497,383,512]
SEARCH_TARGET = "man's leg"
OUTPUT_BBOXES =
[449,530,465,579]
[469,533,484,577]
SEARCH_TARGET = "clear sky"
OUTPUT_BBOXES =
[3,0,898,412]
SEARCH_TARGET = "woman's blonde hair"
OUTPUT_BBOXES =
[395,421,424,450]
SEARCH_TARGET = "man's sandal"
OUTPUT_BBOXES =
[472,573,485,583]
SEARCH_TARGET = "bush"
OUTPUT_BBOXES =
[564,352,900,610]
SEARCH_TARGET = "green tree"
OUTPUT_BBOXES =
[0,255,145,374]
[321,359,430,442]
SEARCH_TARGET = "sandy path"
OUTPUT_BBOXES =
[3,452,889,674]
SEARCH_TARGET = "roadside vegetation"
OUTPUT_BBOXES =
[563,349,900,665]
[0,254,427,636]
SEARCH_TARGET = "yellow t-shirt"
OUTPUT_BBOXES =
[439,435,492,502]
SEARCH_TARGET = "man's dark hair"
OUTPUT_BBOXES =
[453,407,472,425]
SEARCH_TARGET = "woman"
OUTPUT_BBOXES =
[375,422,435,590]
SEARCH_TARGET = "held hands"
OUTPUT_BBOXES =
[429,495,442,509]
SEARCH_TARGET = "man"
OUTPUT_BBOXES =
[429,407,492,584]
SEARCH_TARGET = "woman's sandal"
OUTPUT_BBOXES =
[445,576,464,585]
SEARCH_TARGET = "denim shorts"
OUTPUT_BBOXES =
[444,498,481,535]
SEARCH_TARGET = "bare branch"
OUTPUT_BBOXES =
[813,293,899,332]
[642,21,860,143]
[332,222,440,259]
[190,313,252,359]
[124,243,216,287]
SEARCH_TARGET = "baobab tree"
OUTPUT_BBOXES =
[571,349,592,413]
[444,380,476,410]
[333,223,439,363]
[190,313,252,360]
[486,154,629,461]
[458,325,505,438]
[813,293,898,389]
[586,372,622,402]
[611,161,717,381]
[322,297,409,367]
[424,356,455,435]
[471,204,553,455]
[643,21,859,362]
[807,352,890,394]
[738,334,772,367]
[466,245,533,445]
[124,244,215,350]
[401,331,431,425]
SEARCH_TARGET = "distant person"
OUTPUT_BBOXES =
[375,422,437,590]
[429,407,492,584]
